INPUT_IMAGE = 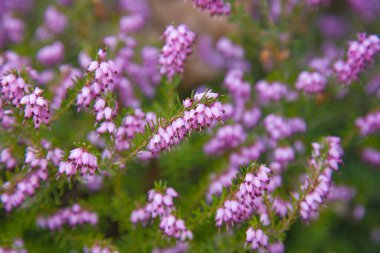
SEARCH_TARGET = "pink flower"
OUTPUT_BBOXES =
[334,33,380,84]
[141,91,224,159]
[356,110,380,136]
[192,0,231,16]
[36,41,65,66]
[295,71,327,94]
[0,73,30,106]
[299,136,343,220]
[245,228,269,250]
[223,70,251,104]
[37,204,98,230]
[216,165,272,227]
[256,80,296,104]
[58,147,98,177]
[20,87,50,129]
[0,148,17,170]
[159,24,196,81]
[204,124,246,156]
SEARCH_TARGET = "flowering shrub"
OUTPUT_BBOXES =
[0,0,379,252]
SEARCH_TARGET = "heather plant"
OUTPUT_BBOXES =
[0,0,380,252]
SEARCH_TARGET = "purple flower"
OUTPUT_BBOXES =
[0,148,17,170]
[37,204,98,230]
[348,0,380,22]
[20,87,50,129]
[295,71,327,94]
[215,165,272,226]
[2,14,25,44]
[362,148,380,166]
[264,114,306,141]
[356,110,380,136]
[365,74,380,98]
[245,228,269,250]
[204,124,246,156]
[2,155,48,212]
[242,106,261,129]
[192,0,231,16]
[317,15,348,39]
[216,37,250,71]
[37,41,65,66]
[44,6,68,35]
[299,137,343,220]
[159,215,193,241]
[223,69,251,103]
[1,73,30,106]
[334,33,380,85]
[256,80,296,104]
[115,109,156,151]
[58,147,98,177]
[141,91,224,159]
[120,14,145,34]
[273,146,295,170]
[159,24,196,81]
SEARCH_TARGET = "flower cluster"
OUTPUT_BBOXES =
[36,41,65,66]
[139,91,224,159]
[0,146,53,211]
[86,244,118,253]
[131,187,178,224]
[93,98,117,135]
[334,33,380,84]
[216,37,247,69]
[0,148,17,170]
[119,14,145,34]
[37,6,67,40]
[245,227,269,251]
[0,98,16,129]
[159,215,193,241]
[125,46,161,98]
[1,168,48,212]
[215,165,272,227]
[37,204,98,230]
[204,124,246,156]
[223,69,251,104]
[131,187,192,241]
[272,146,295,171]
[20,87,50,129]
[207,141,266,201]
[264,114,306,141]
[58,147,98,177]
[191,0,231,16]
[327,185,356,203]
[198,36,250,72]
[362,148,380,166]
[271,197,293,218]
[0,73,30,106]
[152,242,188,253]
[365,74,380,98]
[256,80,296,104]
[77,50,117,109]
[295,71,327,94]
[115,109,156,151]
[348,0,380,22]
[52,65,82,109]
[299,137,343,220]
[229,141,266,168]
[355,110,380,136]
[159,24,196,81]
[0,14,25,47]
